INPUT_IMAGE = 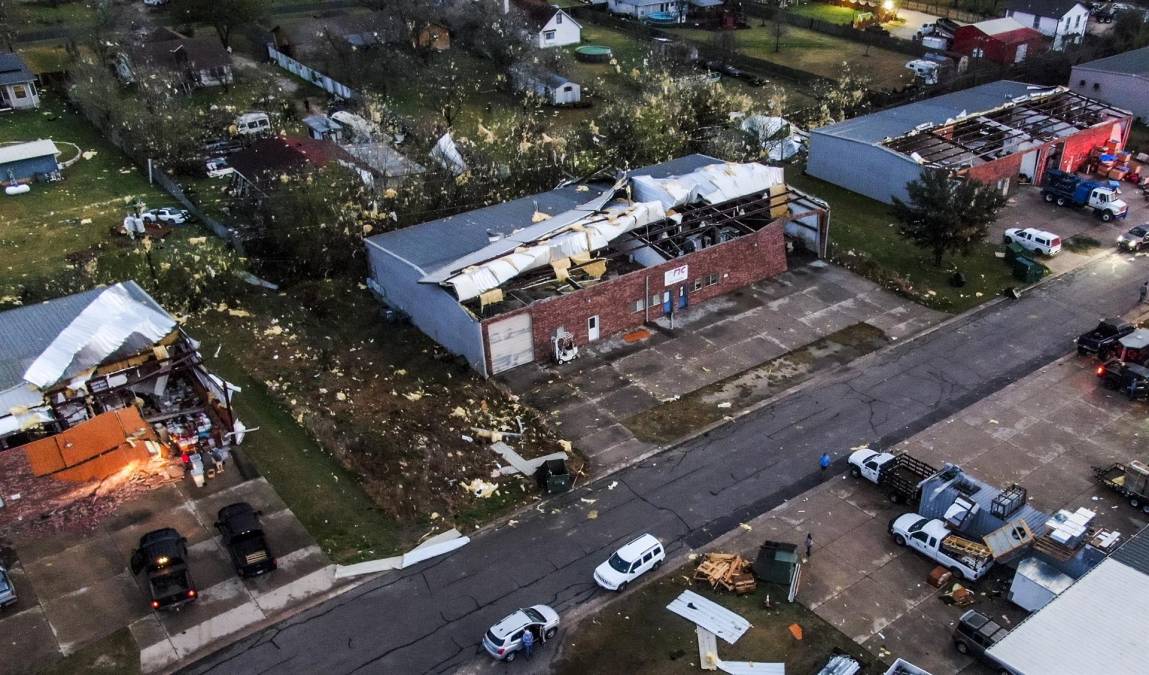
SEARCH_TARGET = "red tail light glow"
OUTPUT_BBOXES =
[187,589,197,598]
[151,600,160,609]
[1097,366,1106,376]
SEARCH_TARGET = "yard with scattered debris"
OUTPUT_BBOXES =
[786,168,1017,313]
[0,95,171,300]
[554,572,878,674]
[189,280,580,561]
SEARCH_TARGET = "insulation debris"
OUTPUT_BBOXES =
[462,478,499,498]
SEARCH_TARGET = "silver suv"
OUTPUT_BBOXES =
[481,604,559,662]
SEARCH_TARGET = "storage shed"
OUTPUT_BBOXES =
[952,17,1045,65]
[510,66,582,106]
[0,139,61,183]
[1007,556,1074,611]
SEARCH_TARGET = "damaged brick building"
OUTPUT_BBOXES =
[366,155,830,376]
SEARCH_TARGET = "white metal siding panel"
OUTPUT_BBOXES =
[989,560,1149,674]
[487,314,534,374]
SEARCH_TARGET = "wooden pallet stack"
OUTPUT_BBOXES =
[693,553,757,594]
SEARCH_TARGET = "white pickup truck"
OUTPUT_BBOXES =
[848,448,937,504]
[888,513,993,581]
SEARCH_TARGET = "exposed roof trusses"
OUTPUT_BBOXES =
[883,88,1129,167]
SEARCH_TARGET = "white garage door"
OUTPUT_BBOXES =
[488,314,534,374]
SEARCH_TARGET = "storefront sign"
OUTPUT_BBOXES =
[664,265,689,286]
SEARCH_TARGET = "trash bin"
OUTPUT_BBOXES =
[1012,257,1044,283]
[535,459,572,494]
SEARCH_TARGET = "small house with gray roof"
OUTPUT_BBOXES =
[0,52,39,111]
[365,154,830,376]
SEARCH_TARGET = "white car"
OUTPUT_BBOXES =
[593,533,664,591]
[205,158,234,179]
[142,207,191,225]
[481,604,559,662]
[1003,227,1061,256]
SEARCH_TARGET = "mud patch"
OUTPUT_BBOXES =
[623,323,888,444]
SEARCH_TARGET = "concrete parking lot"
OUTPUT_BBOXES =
[0,471,340,673]
[503,260,944,474]
[727,349,1149,674]
[995,183,1149,277]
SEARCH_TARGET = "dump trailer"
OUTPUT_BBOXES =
[848,448,938,505]
[1094,461,1149,512]
[1041,169,1128,222]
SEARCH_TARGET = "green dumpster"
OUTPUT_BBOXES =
[535,459,572,494]
[1012,257,1044,283]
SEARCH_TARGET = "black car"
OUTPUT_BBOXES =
[1097,360,1149,398]
[953,610,1016,673]
[216,502,277,578]
[1077,318,1135,357]
[130,528,197,611]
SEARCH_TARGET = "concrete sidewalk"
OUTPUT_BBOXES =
[503,261,944,473]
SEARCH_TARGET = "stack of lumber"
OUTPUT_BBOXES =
[693,553,757,594]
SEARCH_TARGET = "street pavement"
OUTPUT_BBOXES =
[184,249,1149,675]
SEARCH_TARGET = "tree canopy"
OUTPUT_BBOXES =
[891,169,1008,267]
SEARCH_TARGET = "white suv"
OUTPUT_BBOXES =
[1004,227,1061,256]
[593,533,665,591]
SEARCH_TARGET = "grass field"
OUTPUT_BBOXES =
[555,572,879,674]
[12,0,93,28]
[0,95,171,296]
[673,24,913,90]
[786,169,1016,313]
[788,2,862,25]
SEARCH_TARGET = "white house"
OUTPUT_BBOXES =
[608,0,684,21]
[512,0,582,49]
[0,53,40,111]
[1004,0,1089,50]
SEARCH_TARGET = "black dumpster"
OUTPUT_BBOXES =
[535,459,572,494]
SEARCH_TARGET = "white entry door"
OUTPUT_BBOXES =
[1015,43,1027,63]
[587,315,600,342]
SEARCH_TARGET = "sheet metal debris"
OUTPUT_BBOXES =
[490,442,568,476]
[666,590,751,645]
[333,528,470,578]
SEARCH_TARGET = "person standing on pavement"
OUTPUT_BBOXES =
[819,452,832,478]
[805,533,814,558]
[521,626,535,659]
[1140,281,1148,304]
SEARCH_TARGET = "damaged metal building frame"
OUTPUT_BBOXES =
[365,155,831,376]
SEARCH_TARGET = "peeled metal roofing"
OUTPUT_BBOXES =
[666,590,751,645]
[0,282,168,391]
[811,81,1045,144]
[366,154,720,273]
[988,558,1149,674]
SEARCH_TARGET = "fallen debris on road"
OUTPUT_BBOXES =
[333,528,470,578]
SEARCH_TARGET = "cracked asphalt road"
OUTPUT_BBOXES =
[183,252,1146,675]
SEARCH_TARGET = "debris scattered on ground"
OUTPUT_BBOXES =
[693,553,757,594]
[333,528,470,578]
[788,623,803,640]
[461,478,499,498]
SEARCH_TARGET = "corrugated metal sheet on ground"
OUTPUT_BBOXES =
[666,590,751,645]
[988,558,1149,674]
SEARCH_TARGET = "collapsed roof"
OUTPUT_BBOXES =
[427,162,784,302]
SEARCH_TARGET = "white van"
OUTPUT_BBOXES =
[1003,227,1061,256]
[593,533,665,591]
[234,112,271,137]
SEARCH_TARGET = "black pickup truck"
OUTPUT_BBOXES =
[1077,318,1134,358]
[130,528,197,611]
[216,502,277,578]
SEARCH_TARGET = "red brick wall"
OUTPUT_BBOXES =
[1058,121,1129,175]
[966,153,1023,191]
[481,221,788,373]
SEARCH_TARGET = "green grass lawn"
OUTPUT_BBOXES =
[673,23,913,90]
[1128,123,1149,156]
[788,2,862,25]
[0,95,171,296]
[786,169,1017,313]
[555,572,879,674]
[12,0,94,28]
[188,337,406,563]
[17,41,77,74]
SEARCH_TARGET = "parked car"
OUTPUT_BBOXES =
[1117,225,1149,251]
[481,604,560,662]
[889,514,993,581]
[1096,359,1149,399]
[0,565,17,609]
[593,533,664,591]
[130,528,197,611]
[953,609,1017,673]
[1003,227,1061,256]
[142,207,191,225]
[215,502,277,578]
[1077,318,1135,357]
[204,157,234,179]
